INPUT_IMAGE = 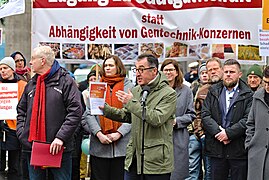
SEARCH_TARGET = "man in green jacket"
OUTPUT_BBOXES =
[101,54,176,180]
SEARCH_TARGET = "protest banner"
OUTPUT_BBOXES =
[32,0,265,64]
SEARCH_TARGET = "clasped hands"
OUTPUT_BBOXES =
[96,131,122,145]
[215,126,230,145]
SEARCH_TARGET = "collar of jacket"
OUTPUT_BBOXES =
[31,67,67,85]
[253,88,269,108]
[210,79,252,100]
[147,72,169,91]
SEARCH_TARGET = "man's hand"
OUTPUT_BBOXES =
[107,132,122,142]
[96,131,112,144]
[50,138,64,155]
[99,106,104,110]
[215,129,229,142]
[172,119,176,127]
[223,140,231,145]
[115,89,133,105]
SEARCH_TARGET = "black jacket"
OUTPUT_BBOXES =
[202,79,253,159]
[16,67,83,152]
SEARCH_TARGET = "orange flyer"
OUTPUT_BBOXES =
[90,83,106,98]
[89,82,107,115]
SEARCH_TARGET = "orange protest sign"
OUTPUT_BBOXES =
[263,0,269,30]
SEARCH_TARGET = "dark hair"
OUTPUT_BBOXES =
[10,51,26,67]
[100,55,126,77]
[137,54,159,69]
[223,59,241,70]
[263,66,269,78]
[206,57,222,68]
[160,59,183,89]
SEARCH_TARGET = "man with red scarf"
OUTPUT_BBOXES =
[16,46,83,180]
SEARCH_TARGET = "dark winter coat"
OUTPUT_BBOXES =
[202,79,253,159]
[16,67,83,152]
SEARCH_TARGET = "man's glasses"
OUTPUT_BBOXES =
[163,68,176,73]
[133,67,155,74]
[15,59,24,63]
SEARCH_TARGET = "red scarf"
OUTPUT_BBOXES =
[99,75,124,134]
[28,70,50,142]
[16,66,31,75]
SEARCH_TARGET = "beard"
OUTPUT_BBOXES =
[210,75,221,84]
[223,79,238,89]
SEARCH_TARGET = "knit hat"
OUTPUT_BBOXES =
[10,51,26,68]
[0,57,16,71]
[188,61,199,69]
[87,70,96,81]
[199,63,207,75]
[247,64,263,78]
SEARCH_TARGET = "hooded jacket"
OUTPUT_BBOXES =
[10,51,31,82]
[103,72,176,174]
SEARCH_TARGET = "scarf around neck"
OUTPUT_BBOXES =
[28,61,61,142]
[99,75,124,134]
[16,66,31,76]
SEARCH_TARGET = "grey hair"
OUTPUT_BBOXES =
[206,57,222,68]
[33,46,55,66]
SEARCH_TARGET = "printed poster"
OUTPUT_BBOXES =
[0,83,18,120]
[258,25,269,56]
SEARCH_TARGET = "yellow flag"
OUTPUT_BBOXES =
[263,0,269,30]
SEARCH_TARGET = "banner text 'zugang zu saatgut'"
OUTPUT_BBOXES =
[48,0,252,9]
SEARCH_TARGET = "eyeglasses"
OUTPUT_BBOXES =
[133,67,155,74]
[163,68,176,73]
[15,59,24,63]
[263,79,269,85]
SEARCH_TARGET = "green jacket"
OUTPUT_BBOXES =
[104,72,176,174]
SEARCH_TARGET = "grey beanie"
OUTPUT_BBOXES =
[0,57,16,71]
[199,63,207,75]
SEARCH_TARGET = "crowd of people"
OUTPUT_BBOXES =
[0,45,268,180]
